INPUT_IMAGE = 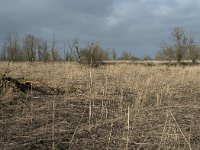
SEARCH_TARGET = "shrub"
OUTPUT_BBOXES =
[79,42,108,67]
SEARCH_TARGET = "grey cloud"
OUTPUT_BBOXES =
[0,0,200,57]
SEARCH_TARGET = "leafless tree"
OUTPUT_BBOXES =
[3,32,21,61]
[187,44,200,63]
[68,37,81,62]
[0,48,7,61]
[156,43,175,61]
[119,51,132,60]
[50,36,60,61]
[37,38,43,61]
[171,27,191,63]
[156,27,196,63]
[23,34,37,62]
[79,42,107,67]
[100,49,109,61]
[37,39,50,62]
[41,40,50,62]
[111,48,117,60]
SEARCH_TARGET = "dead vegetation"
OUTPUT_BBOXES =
[0,61,200,149]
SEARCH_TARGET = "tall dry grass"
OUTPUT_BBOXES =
[0,61,200,149]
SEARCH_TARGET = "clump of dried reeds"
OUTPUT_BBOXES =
[0,62,200,149]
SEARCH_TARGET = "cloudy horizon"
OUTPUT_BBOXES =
[1,0,200,57]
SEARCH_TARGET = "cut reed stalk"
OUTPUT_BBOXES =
[126,106,130,150]
[169,110,192,150]
[52,98,55,150]
[107,122,113,150]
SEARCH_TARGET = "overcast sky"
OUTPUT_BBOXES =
[1,0,200,57]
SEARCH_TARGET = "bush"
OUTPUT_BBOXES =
[79,42,108,67]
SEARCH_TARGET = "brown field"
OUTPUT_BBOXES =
[0,61,200,149]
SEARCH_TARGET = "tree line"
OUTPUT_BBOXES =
[1,27,200,66]
[0,33,60,62]
[0,32,139,66]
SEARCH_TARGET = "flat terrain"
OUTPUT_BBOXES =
[0,62,200,149]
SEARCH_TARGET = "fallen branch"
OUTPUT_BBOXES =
[2,76,65,95]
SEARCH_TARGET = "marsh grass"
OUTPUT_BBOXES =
[0,61,200,149]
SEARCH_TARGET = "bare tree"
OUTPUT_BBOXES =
[156,27,195,63]
[171,27,190,63]
[3,32,21,61]
[50,36,60,61]
[79,42,106,67]
[68,37,81,62]
[41,40,50,62]
[37,38,43,61]
[119,51,132,60]
[100,49,110,61]
[36,39,50,62]
[23,34,37,62]
[63,41,72,61]
[0,48,7,61]
[111,48,117,60]
[156,43,175,61]
[187,44,200,63]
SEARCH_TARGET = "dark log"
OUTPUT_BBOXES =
[2,77,65,95]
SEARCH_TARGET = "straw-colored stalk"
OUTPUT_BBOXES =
[126,106,130,149]
[52,98,55,150]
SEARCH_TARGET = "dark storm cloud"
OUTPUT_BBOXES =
[1,0,200,57]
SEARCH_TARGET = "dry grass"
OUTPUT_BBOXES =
[0,61,200,149]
